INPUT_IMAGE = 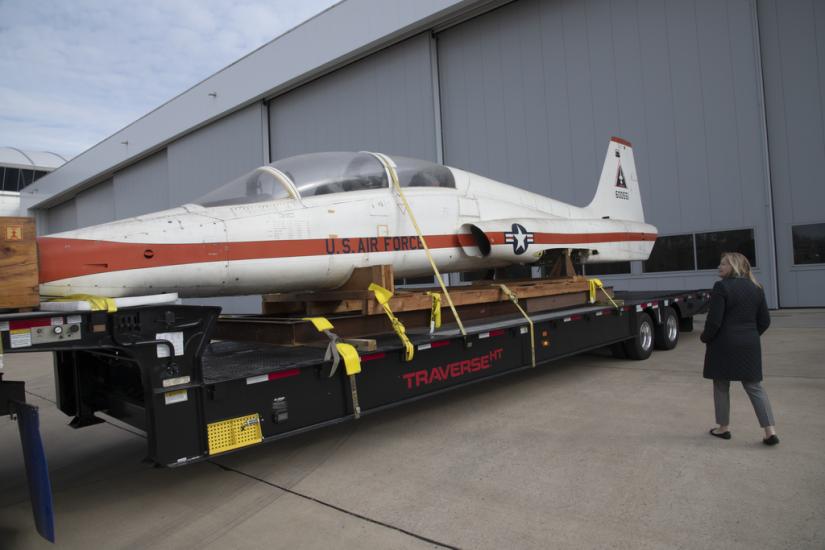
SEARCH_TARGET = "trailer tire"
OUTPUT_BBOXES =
[679,316,694,332]
[654,307,679,350]
[623,312,654,360]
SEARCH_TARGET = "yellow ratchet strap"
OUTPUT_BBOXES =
[499,284,536,368]
[587,278,621,309]
[50,294,118,313]
[368,283,414,361]
[303,316,363,418]
[425,291,442,334]
[381,156,467,338]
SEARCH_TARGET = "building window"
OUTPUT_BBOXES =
[643,234,695,272]
[396,275,436,286]
[6,168,21,191]
[696,229,756,269]
[459,270,494,283]
[583,262,631,276]
[792,223,825,265]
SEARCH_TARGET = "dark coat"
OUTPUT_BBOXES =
[701,277,770,381]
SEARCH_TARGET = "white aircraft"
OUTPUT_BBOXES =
[37,137,657,298]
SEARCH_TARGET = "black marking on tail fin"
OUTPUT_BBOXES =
[615,164,627,189]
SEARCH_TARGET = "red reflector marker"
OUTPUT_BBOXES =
[9,318,52,330]
[268,369,300,381]
[489,329,506,337]
[361,352,386,362]
[431,340,450,348]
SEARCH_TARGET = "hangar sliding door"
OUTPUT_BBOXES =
[268,33,438,162]
[113,150,169,219]
[437,0,778,306]
[758,0,825,307]
[167,102,267,313]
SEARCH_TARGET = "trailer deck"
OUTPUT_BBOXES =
[1,289,707,463]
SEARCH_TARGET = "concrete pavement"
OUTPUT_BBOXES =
[1,310,824,549]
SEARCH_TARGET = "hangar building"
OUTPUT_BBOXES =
[0,147,67,192]
[20,0,825,310]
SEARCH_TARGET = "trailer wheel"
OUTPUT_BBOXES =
[654,307,679,350]
[624,312,654,360]
[679,316,694,332]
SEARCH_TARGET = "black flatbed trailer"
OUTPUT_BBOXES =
[0,288,709,541]
[1,289,708,468]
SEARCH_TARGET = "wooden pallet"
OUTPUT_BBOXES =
[0,217,39,310]
[262,266,600,317]
[218,266,614,346]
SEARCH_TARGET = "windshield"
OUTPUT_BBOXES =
[193,152,455,207]
[392,156,455,188]
[272,152,387,197]
[194,166,294,207]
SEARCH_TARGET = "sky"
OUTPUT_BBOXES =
[0,0,338,158]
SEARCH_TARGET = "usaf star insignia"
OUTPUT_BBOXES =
[504,223,534,255]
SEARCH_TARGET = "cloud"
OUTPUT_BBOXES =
[0,0,338,157]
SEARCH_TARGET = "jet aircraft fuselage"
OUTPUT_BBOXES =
[38,138,657,298]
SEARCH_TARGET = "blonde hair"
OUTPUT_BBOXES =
[721,252,761,288]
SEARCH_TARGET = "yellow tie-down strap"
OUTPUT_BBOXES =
[587,278,621,309]
[304,316,363,418]
[49,294,118,313]
[207,413,263,455]
[368,283,414,361]
[499,284,536,368]
[336,342,361,375]
[425,291,442,334]
[302,317,361,376]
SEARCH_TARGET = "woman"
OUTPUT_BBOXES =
[701,252,778,445]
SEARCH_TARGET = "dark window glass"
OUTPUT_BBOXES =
[584,262,632,275]
[696,229,756,269]
[21,169,35,189]
[792,223,825,265]
[0,167,5,190]
[643,234,695,272]
[494,264,534,280]
[33,170,49,182]
[459,270,495,282]
[4,168,21,191]
[396,276,436,286]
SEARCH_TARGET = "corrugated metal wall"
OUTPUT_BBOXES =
[168,103,266,206]
[268,33,437,161]
[113,150,169,219]
[758,0,825,307]
[45,198,77,234]
[437,0,777,303]
[74,179,115,227]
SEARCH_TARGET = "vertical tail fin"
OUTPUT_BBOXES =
[586,137,645,222]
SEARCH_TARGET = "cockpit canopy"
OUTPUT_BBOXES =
[193,152,455,207]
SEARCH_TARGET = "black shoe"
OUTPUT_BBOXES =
[709,428,731,440]
[763,435,779,446]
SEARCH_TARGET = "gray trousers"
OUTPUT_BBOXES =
[713,379,775,427]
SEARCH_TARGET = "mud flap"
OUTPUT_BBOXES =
[12,401,55,543]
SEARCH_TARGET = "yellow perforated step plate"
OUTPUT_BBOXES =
[207,413,263,455]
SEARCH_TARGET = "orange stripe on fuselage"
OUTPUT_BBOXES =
[37,231,656,284]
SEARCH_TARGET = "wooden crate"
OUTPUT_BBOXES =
[263,267,601,317]
[241,265,616,346]
[0,217,39,310]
